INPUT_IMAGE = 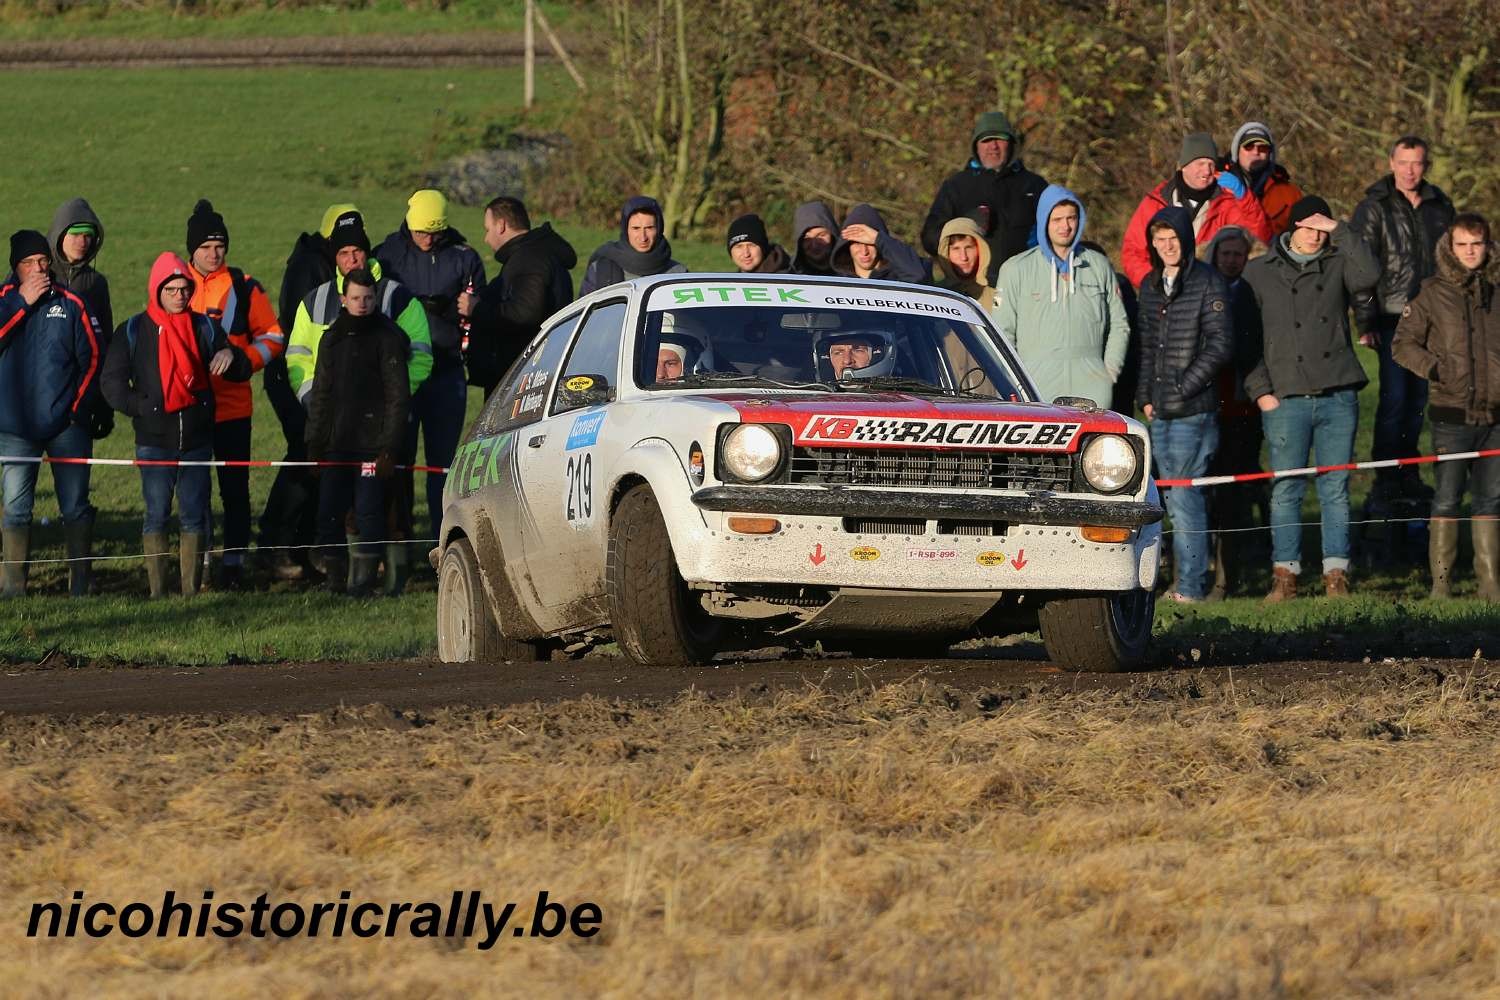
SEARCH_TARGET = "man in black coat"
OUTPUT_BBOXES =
[1134,206,1234,604]
[920,111,1048,284]
[458,196,576,398]
[1351,135,1456,503]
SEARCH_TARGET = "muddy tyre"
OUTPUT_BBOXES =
[437,537,542,663]
[1038,589,1155,672]
[607,485,724,665]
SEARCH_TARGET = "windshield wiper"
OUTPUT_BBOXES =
[668,372,833,392]
[834,375,972,396]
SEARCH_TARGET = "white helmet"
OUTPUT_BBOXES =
[815,327,897,381]
[658,311,715,374]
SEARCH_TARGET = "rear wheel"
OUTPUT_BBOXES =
[607,485,724,665]
[1038,588,1155,672]
[437,538,543,663]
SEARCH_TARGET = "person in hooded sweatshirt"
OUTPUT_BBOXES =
[1121,132,1273,288]
[725,214,791,274]
[921,111,1049,283]
[1225,122,1304,236]
[457,195,578,396]
[47,198,115,447]
[101,252,250,598]
[304,268,410,598]
[790,201,839,277]
[933,215,995,310]
[258,202,355,581]
[1134,206,1234,603]
[831,204,928,285]
[578,195,688,295]
[0,230,102,598]
[992,185,1130,407]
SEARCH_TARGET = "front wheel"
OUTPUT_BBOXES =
[607,485,725,665]
[1038,589,1155,672]
[437,537,543,663]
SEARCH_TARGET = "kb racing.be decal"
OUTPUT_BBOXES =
[799,415,1080,450]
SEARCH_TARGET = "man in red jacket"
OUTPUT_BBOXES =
[1120,132,1273,288]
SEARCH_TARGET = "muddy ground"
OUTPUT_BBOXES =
[2,653,1483,716]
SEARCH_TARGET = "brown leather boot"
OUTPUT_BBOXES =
[1475,518,1500,602]
[1428,518,1458,599]
[1264,566,1297,604]
[1323,568,1351,597]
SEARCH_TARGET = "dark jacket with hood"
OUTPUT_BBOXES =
[47,198,111,340]
[467,222,578,391]
[1392,233,1500,426]
[101,257,252,452]
[375,222,486,373]
[742,244,793,274]
[0,278,101,442]
[831,204,928,285]
[578,196,687,296]
[1134,206,1234,419]
[920,122,1048,283]
[305,308,411,460]
[1351,175,1456,327]
[1241,222,1379,402]
[791,201,840,276]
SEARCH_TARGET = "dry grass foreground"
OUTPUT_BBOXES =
[4,665,1500,997]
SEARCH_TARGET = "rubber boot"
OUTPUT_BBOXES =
[346,532,359,591]
[143,532,170,598]
[350,553,382,597]
[180,533,206,596]
[64,520,93,597]
[2,526,30,597]
[1428,518,1458,599]
[1475,518,1500,602]
[325,550,348,594]
[383,542,409,598]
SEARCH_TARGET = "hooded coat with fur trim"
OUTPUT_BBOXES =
[1392,233,1500,426]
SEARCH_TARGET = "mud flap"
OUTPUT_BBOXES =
[774,589,1002,637]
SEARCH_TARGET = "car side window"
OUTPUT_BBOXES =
[473,313,582,435]
[551,300,627,415]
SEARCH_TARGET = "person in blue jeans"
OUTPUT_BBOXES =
[101,252,250,597]
[1243,196,1380,600]
[0,230,104,597]
[1134,206,1234,602]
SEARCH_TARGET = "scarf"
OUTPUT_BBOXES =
[145,252,206,414]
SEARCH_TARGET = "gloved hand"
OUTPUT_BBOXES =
[374,450,396,480]
[1216,169,1247,199]
[86,403,114,440]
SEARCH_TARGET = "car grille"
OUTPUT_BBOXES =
[789,446,1073,492]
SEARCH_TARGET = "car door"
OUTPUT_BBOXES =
[515,298,628,614]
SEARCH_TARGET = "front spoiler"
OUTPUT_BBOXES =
[691,486,1163,529]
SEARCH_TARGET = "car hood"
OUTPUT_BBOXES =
[696,391,1130,452]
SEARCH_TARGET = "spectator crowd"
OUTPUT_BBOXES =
[1,113,1496,605]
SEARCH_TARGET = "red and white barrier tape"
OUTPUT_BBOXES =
[1155,449,1500,489]
[0,455,448,473]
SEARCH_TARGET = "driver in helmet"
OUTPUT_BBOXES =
[818,328,897,381]
[654,310,713,382]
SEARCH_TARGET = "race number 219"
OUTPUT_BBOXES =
[565,453,593,522]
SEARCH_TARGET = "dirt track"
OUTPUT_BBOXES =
[0,33,559,70]
[2,654,1483,716]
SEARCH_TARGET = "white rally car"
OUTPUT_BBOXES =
[435,275,1163,671]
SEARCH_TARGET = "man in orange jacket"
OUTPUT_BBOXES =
[185,199,285,589]
[1226,121,1304,236]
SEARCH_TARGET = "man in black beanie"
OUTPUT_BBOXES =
[0,230,104,597]
[726,213,790,273]
[1242,195,1380,601]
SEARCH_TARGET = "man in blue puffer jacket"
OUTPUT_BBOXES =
[0,230,103,597]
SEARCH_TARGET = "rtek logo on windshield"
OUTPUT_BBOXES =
[799,416,1080,450]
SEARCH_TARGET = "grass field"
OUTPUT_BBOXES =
[4,667,1500,994]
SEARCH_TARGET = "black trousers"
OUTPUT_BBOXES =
[212,417,253,565]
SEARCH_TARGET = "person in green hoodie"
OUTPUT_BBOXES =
[991,185,1130,407]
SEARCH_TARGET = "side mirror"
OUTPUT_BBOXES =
[554,373,612,412]
[1051,394,1101,410]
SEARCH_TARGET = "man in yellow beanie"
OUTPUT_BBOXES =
[376,189,486,559]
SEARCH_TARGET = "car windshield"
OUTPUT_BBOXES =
[635,281,1028,400]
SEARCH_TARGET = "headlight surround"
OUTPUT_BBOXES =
[721,423,783,482]
[1080,434,1138,493]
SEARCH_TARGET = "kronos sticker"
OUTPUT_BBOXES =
[799,415,1080,450]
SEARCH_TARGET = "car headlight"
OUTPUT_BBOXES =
[1080,434,1138,492]
[722,423,783,482]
